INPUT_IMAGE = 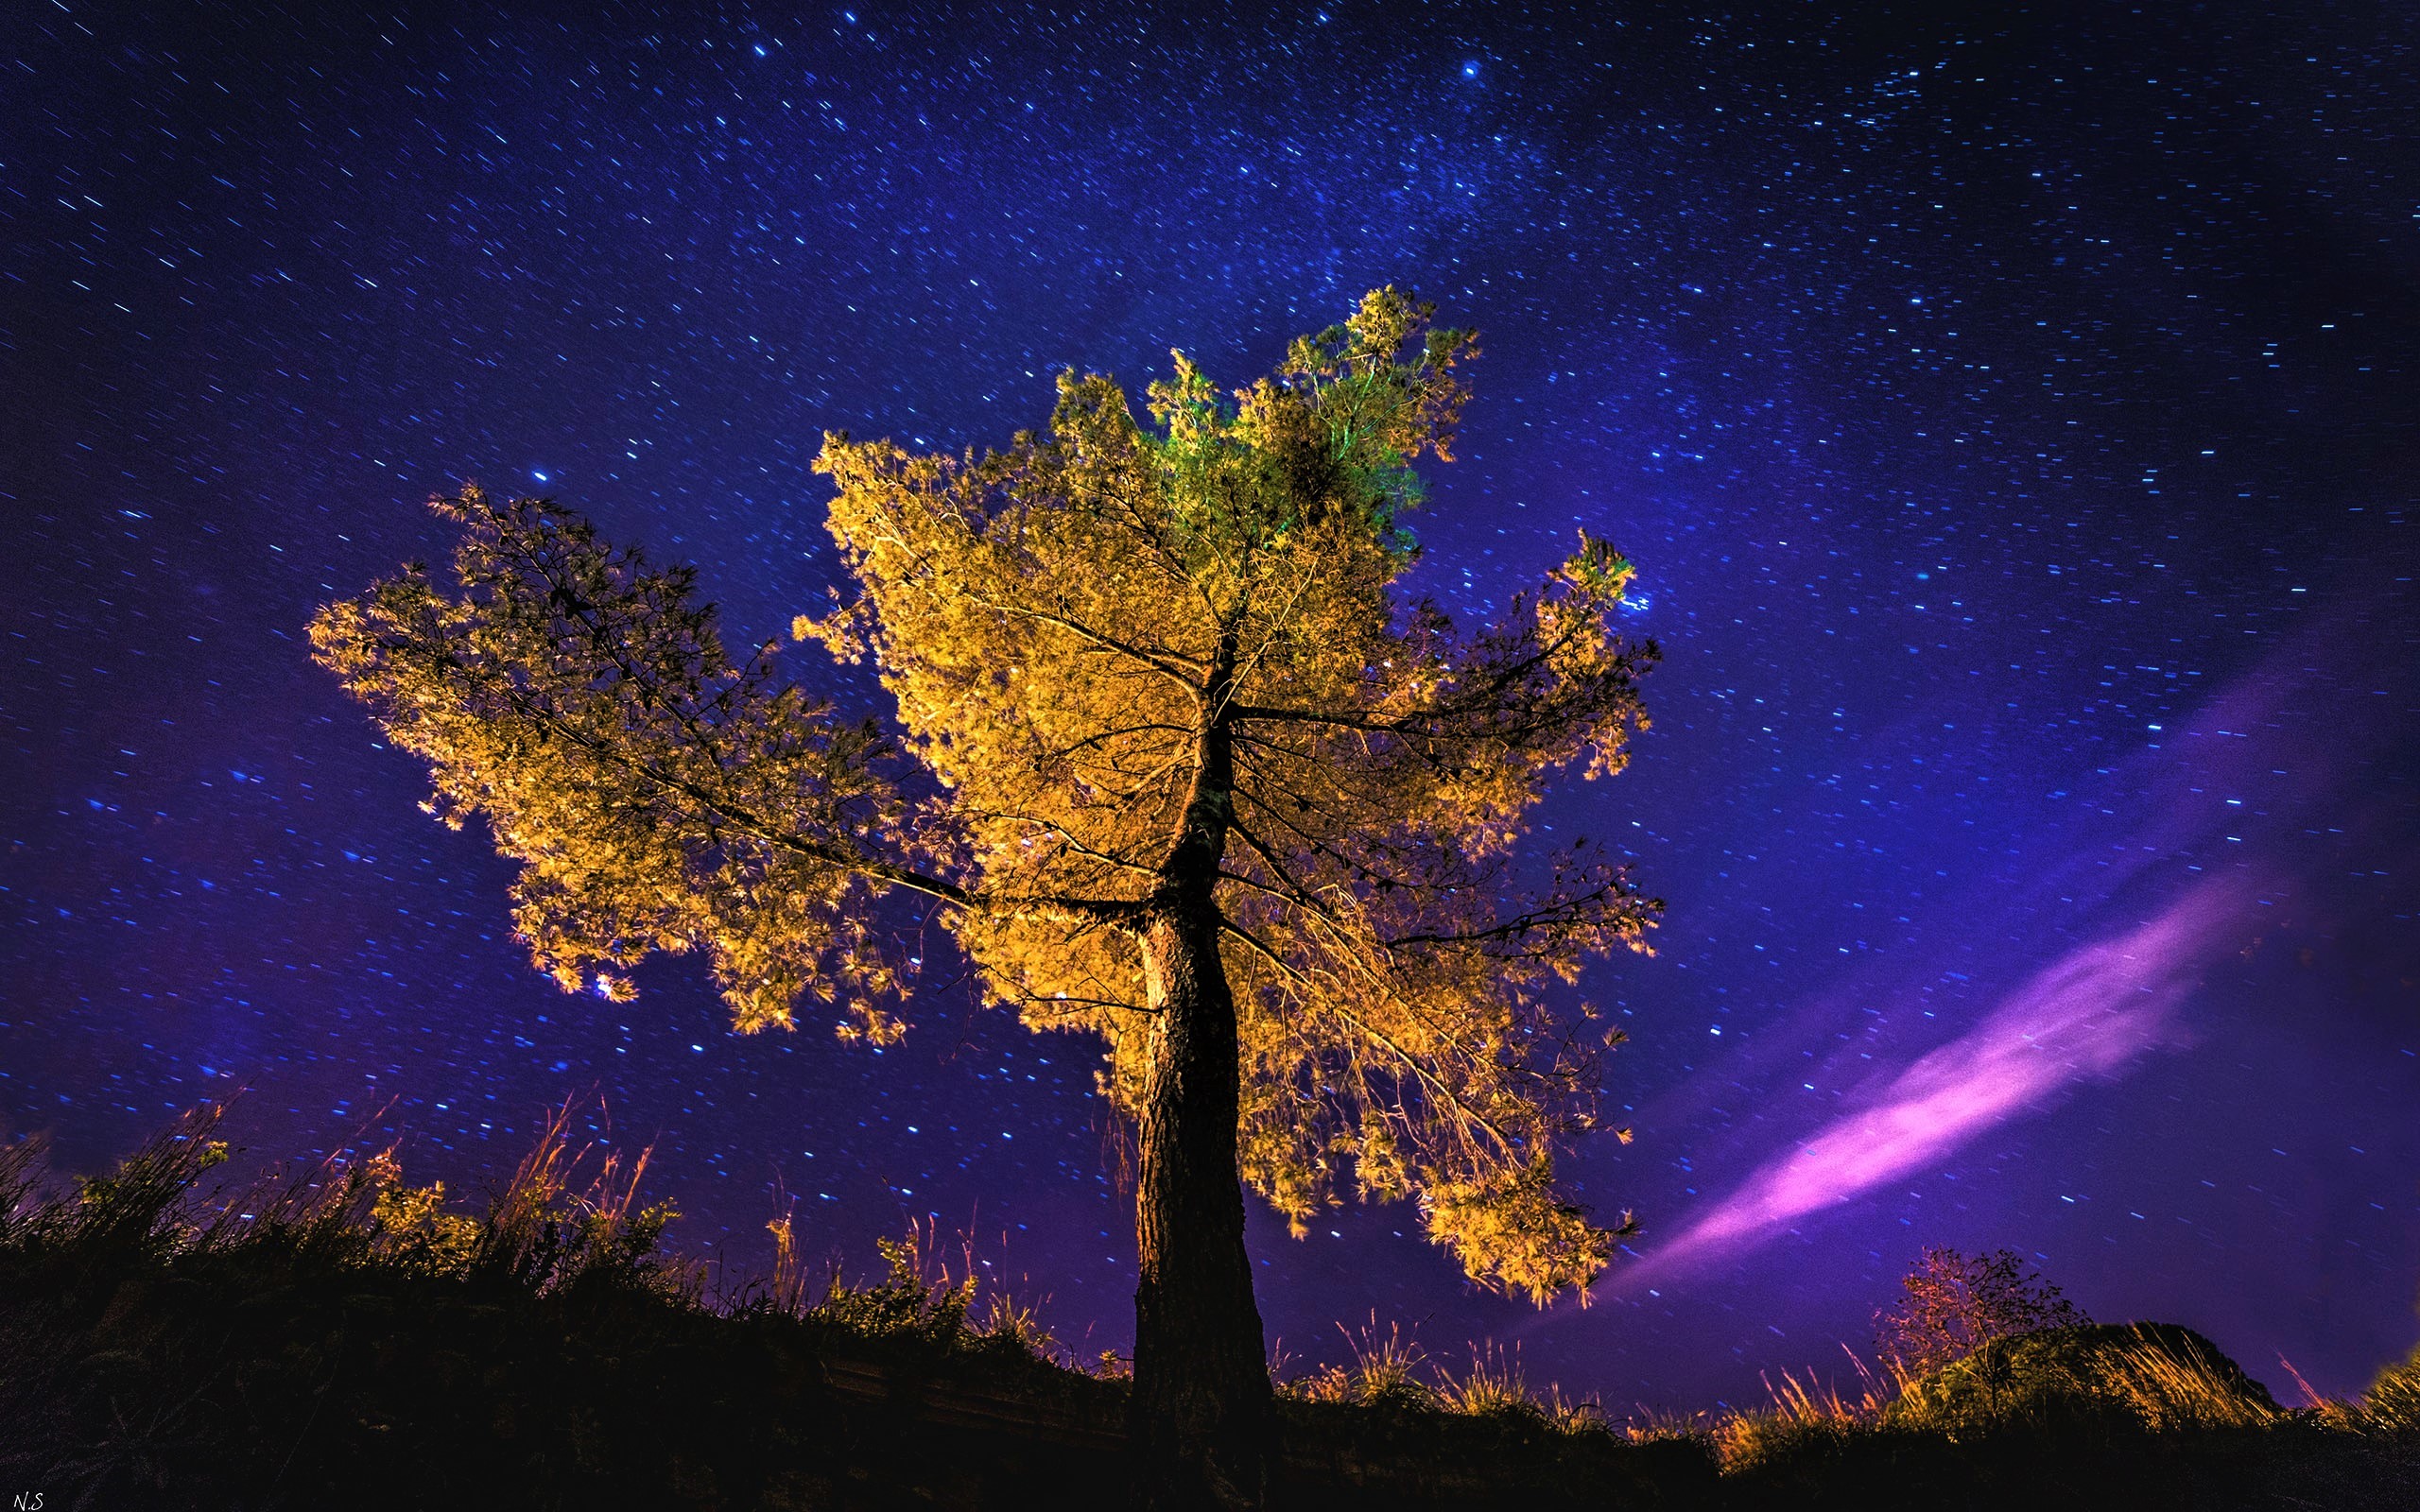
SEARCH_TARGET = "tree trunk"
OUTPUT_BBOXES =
[1129,897,1273,1509]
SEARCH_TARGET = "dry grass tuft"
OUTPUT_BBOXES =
[2099,1329,2280,1432]
[1435,1341,1547,1424]
[2358,1347,2420,1436]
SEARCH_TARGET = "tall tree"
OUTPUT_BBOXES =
[312,288,1660,1508]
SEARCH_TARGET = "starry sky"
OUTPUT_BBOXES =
[6,2,2417,1412]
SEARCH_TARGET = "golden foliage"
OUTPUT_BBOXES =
[310,490,926,1042]
[314,287,1662,1303]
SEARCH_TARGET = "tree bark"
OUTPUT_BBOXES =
[1131,899,1272,1510]
[1129,639,1272,1509]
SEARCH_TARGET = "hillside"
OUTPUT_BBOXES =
[3,1110,2414,1510]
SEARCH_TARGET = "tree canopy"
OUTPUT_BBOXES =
[312,286,1660,1306]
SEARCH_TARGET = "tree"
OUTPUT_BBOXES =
[1876,1246,2087,1379]
[311,288,1661,1508]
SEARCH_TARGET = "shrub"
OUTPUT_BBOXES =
[1436,1342,1549,1426]
[1282,1314,1436,1410]
[1876,1246,2085,1376]
[1885,1322,2278,1436]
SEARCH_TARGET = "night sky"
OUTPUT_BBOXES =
[6,2,2418,1413]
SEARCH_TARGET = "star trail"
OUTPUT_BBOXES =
[4,2,2416,1411]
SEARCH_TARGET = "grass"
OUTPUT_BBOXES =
[2367,1346,2420,1435]
[1,1104,2416,1509]
[1679,1321,2420,1509]
[0,1102,1131,1509]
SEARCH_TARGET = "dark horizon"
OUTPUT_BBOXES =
[4,1,2415,1412]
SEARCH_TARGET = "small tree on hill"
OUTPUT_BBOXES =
[310,288,1661,1508]
[1876,1246,2087,1378]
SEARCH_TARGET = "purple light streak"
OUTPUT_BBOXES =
[1629,872,2254,1280]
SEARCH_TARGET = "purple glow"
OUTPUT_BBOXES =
[6,6,2414,1414]
[1630,874,2254,1280]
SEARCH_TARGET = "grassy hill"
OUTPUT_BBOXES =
[2,1107,2414,1509]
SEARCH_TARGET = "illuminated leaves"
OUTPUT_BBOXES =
[315,287,1663,1304]
[816,286,1661,1302]
[309,488,927,1043]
